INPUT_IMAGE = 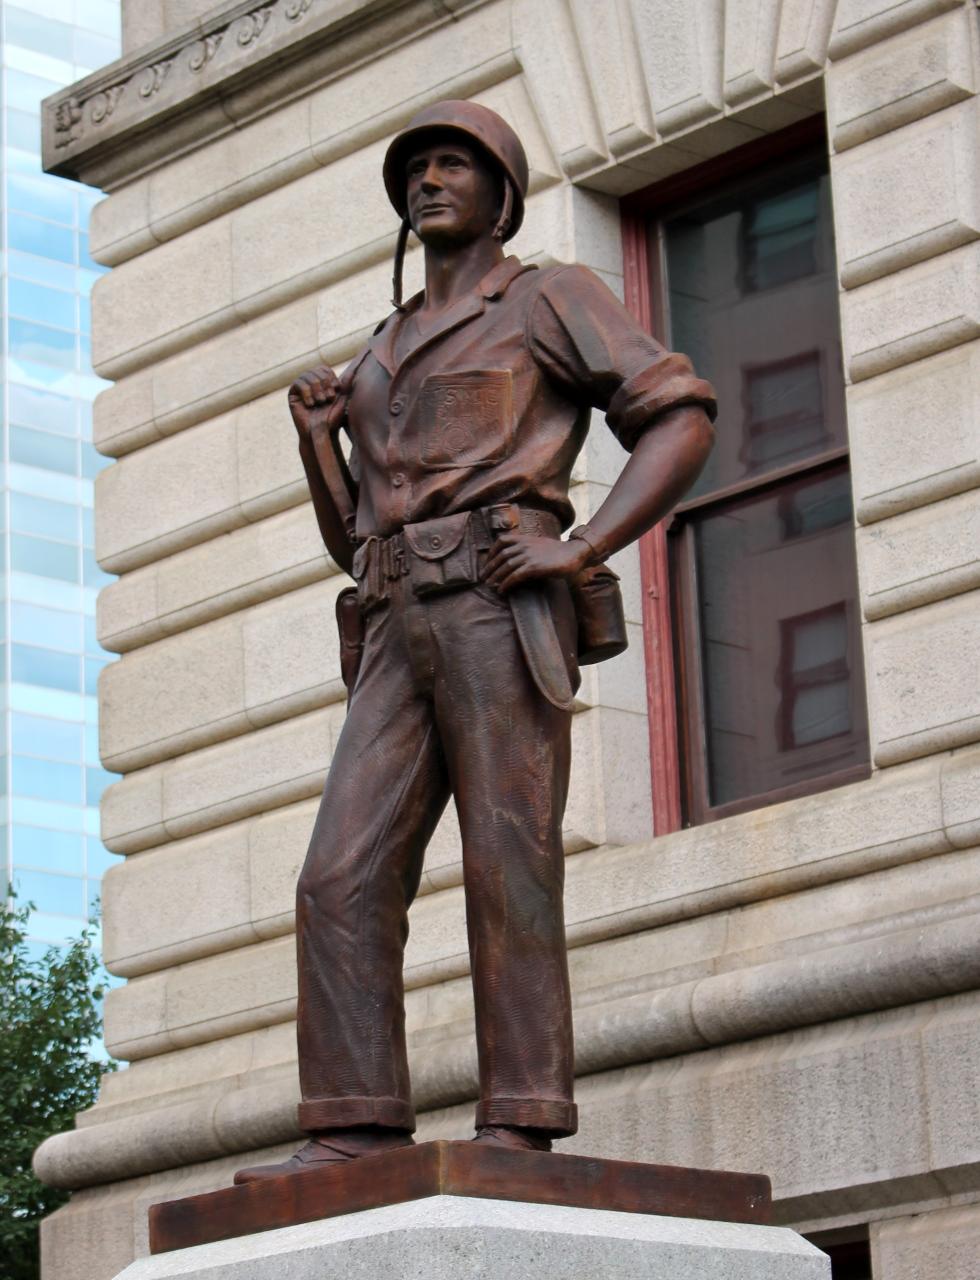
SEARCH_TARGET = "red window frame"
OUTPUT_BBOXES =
[619,118,836,836]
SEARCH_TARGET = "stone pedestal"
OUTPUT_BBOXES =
[116,1195,830,1279]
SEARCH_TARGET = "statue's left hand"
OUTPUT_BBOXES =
[481,534,590,593]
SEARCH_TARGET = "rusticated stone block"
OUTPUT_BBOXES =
[827,7,975,151]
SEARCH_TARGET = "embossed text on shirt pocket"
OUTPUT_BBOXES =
[418,369,514,470]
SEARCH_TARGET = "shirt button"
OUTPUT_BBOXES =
[390,398,404,415]
[430,534,442,549]
[392,472,405,487]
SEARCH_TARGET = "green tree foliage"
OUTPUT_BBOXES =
[0,901,115,1280]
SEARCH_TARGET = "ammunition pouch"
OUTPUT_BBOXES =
[402,512,478,597]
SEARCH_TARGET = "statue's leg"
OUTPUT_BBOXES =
[430,584,578,1140]
[295,602,450,1135]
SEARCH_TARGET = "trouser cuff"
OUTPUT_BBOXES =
[297,1096,416,1133]
[475,1097,578,1136]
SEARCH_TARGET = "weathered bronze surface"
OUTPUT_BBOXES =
[227,100,716,1180]
[151,1142,771,1253]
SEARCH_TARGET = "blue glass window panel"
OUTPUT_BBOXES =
[9,382,76,435]
[8,278,76,330]
[75,28,119,71]
[82,549,112,590]
[85,766,115,806]
[78,294,91,334]
[83,723,100,764]
[83,806,100,836]
[8,213,75,263]
[13,755,84,805]
[5,7,75,61]
[87,879,103,918]
[13,712,83,763]
[11,643,81,693]
[6,68,61,113]
[7,174,76,227]
[26,914,84,946]
[9,319,76,370]
[77,398,94,438]
[77,234,99,273]
[75,265,102,295]
[14,824,86,874]
[10,426,78,475]
[11,576,82,618]
[13,794,86,832]
[6,110,41,155]
[13,868,86,917]
[86,839,118,878]
[10,491,77,541]
[11,533,79,582]
[9,249,76,291]
[80,442,110,480]
[12,599,83,649]
[82,508,95,546]
[79,333,93,371]
[77,0,120,37]
[83,614,100,655]
[84,656,111,698]
[9,462,79,505]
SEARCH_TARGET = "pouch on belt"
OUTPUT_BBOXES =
[402,512,475,595]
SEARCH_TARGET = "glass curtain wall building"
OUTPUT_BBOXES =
[1,0,120,961]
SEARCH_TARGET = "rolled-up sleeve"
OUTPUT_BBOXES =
[527,264,716,452]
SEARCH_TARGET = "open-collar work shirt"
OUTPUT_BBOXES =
[344,255,716,540]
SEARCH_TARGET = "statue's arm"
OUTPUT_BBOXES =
[483,268,715,592]
[289,366,357,578]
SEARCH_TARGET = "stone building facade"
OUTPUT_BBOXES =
[36,1,980,1277]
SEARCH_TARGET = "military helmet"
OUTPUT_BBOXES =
[383,99,529,242]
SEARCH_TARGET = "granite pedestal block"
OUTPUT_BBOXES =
[117,1195,830,1279]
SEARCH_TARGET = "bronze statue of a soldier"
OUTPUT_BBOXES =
[235,100,715,1181]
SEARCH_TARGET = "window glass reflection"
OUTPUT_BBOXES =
[691,465,867,809]
[12,599,83,649]
[9,277,76,330]
[12,711,84,762]
[10,426,78,475]
[11,532,79,582]
[6,173,76,226]
[82,548,112,589]
[13,755,84,804]
[8,212,75,263]
[12,643,81,693]
[85,766,115,806]
[9,381,76,434]
[5,5,75,60]
[6,110,42,154]
[11,492,78,541]
[664,159,845,502]
[12,867,86,917]
[5,68,61,112]
[9,318,76,369]
[13,824,85,874]
[9,249,76,290]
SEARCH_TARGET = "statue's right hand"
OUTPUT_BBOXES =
[288,365,343,440]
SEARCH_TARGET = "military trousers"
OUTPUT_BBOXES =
[295,573,578,1137]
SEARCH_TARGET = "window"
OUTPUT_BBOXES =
[622,122,869,829]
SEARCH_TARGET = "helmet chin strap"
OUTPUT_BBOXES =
[391,218,411,311]
[493,179,514,242]
[390,177,514,309]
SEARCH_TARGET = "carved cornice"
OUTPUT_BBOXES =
[42,0,479,188]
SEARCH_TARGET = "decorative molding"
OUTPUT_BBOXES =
[41,0,488,187]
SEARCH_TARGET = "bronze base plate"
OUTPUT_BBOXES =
[148,1141,772,1255]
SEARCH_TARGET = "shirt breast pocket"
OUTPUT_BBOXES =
[418,369,513,470]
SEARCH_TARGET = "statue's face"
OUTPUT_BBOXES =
[405,136,499,248]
